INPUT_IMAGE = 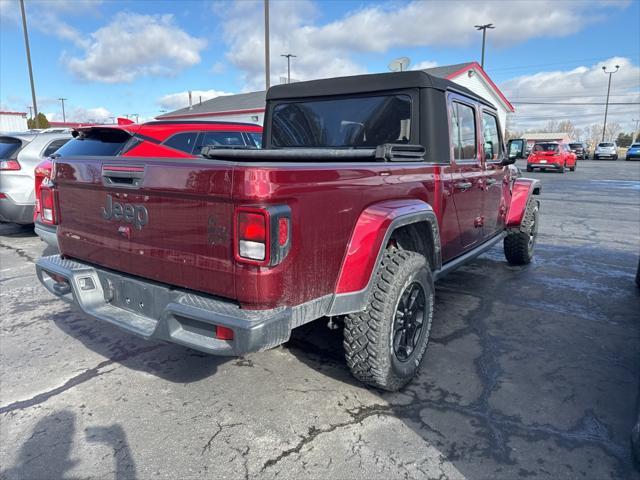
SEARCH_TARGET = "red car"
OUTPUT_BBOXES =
[34,120,262,246]
[526,142,577,173]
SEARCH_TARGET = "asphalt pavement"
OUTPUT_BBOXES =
[1,159,639,480]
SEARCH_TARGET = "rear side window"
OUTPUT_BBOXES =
[194,131,246,155]
[163,132,198,154]
[481,112,502,160]
[42,138,70,158]
[451,102,477,160]
[271,94,412,148]
[55,129,131,156]
[0,137,22,159]
[246,132,263,148]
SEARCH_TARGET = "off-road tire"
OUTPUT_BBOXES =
[344,248,434,391]
[504,199,539,265]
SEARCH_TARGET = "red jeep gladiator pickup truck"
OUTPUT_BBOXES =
[37,71,539,391]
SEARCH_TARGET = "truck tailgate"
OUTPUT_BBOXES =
[55,157,236,299]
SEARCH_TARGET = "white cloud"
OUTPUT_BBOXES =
[158,89,235,111]
[501,57,640,133]
[46,106,113,123]
[412,60,439,71]
[66,12,207,83]
[220,0,626,90]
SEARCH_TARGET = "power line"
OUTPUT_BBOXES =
[487,53,640,73]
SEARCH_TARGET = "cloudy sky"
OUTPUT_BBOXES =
[1,0,638,133]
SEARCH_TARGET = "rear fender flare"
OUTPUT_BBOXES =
[328,199,440,316]
[505,178,541,229]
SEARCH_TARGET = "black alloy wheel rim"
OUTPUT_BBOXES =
[393,282,426,362]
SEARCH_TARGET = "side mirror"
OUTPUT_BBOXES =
[507,139,526,159]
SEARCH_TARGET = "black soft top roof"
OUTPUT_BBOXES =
[267,70,495,110]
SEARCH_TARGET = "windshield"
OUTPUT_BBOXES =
[533,143,559,152]
[0,137,23,159]
[271,94,412,148]
[598,143,614,147]
[55,129,131,156]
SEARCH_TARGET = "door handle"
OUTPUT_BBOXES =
[455,181,473,191]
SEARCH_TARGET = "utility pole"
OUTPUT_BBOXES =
[26,106,33,119]
[281,54,296,83]
[601,64,620,142]
[58,98,67,123]
[264,0,270,89]
[474,23,495,69]
[20,0,39,128]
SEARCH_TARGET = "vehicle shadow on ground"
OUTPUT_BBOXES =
[285,244,640,479]
[50,310,229,384]
[0,409,137,480]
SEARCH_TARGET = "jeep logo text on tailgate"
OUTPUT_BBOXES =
[102,194,148,230]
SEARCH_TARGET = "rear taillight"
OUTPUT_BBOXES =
[0,160,20,171]
[235,206,291,266]
[40,187,58,225]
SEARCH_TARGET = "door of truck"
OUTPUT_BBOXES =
[480,110,506,237]
[448,96,484,250]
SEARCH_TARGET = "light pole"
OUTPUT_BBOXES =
[474,23,494,69]
[264,0,270,89]
[26,106,33,119]
[19,0,39,128]
[632,119,639,143]
[58,98,67,123]
[281,54,296,83]
[601,64,620,142]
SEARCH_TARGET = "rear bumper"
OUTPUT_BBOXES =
[0,195,34,224]
[528,162,561,169]
[34,221,58,248]
[36,255,329,356]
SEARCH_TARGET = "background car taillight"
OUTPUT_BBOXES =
[235,205,291,266]
[0,159,20,170]
[40,186,58,225]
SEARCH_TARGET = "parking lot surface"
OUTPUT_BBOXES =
[1,160,639,480]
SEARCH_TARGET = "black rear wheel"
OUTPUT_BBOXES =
[344,247,434,391]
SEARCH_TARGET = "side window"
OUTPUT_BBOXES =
[450,102,477,160]
[481,112,502,161]
[42,138,70,158]
[193,131,246,155]
[163,132,198,154]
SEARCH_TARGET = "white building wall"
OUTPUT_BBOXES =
[449,72,508,134]
[167,112,264,126]
[0,113,28,132]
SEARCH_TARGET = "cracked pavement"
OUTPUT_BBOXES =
[1,160,639,479]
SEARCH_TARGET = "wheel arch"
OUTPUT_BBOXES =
[506,178,541,228]
[328,199,441,316]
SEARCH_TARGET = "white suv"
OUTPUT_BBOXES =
[594,141,618,160]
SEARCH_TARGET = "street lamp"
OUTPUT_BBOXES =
[19,0,39,128]
[280,53,296,84]
[474,23,495,69]
[58,98,67,123]
[601,65,620,142]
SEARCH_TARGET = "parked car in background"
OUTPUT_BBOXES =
[569,141,589,160]
[527,142,577,173]
[625,143,640,161]
[594,141,618,160]
[34,120,263,247]
[0,130,71,224]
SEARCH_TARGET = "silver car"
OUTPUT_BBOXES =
[594,141,618,160]
[0,130,71,224]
